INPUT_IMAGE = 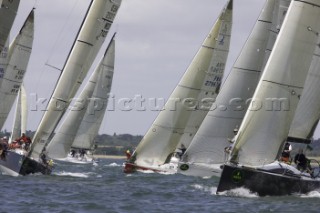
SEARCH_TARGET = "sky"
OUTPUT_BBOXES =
[6,0,319,138]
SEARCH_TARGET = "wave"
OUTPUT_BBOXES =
[105,162,122,167]
[216,187,259,198]
[53,171,93,178]
[300,190,320,198]
[191,184,217,195]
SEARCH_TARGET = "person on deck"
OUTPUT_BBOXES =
[280,142,292,163]
[70,149,76,157]
[1,136,9,150]
[40,148,49,165]
[18,133,28,143]
[24,137,32,151]
[294,148,311,172]
[225,127,238,154]
[125,150,131,160]
[177,144,186,159]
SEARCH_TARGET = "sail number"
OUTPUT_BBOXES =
[205,76,222,88]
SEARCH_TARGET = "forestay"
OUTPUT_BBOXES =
[30,0,122,160]
[230,0,320,166]
[133,0,233,169]
[46,36,115,159]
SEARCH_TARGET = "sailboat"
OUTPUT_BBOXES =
[178,0,291,178]
[124,0,233,174]
[0,8,34,130]
[46,34,116,164]
[0,0,20,53]
[0,9,46,176]
[216,0,320,196]
[0,0,121,176]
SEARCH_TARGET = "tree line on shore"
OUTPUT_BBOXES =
[1,130,320,157]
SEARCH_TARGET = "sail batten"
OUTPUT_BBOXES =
[180,0,287,170]
[30,0,121,160]
[0,9,34,130]
[287,27,320,140]
[132,0,233,169]
[231,0,320,166]
[46,36,115,159]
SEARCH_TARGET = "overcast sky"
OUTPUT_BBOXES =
[8,0,317,138]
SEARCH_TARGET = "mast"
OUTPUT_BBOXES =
[230,0,320,167]
[46,35,115,159]
[132,0,233,168]
[181,0,290,168]
[0,0,20,53]
[29,0,122,160]
[0,9,34,130]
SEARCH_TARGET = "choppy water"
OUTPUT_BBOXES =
[1,159,320,213]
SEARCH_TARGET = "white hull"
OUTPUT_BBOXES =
[57,153,96,164]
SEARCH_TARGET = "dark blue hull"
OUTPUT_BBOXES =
[217,164,320,196]
[0,150,51,176]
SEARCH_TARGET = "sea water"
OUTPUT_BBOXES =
[1,159,320,213]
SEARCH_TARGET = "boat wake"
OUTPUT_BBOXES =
[191,184,217,195]
[217,187,259,198]
[105,162,121,167]
[299,190,320,198]
[53,171,94,178]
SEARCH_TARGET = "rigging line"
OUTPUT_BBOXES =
[44,0,82,68]
[33,0,81,98]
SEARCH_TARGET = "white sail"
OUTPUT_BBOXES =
[0,0,20,53]
[10,83,27,141]
[30,0,122,160]
[287,32,320,141]
[46,36,115,159]
[132,0,233,169]
[71,38,115,151]
[230,0,320,167]
[0,9,34,130]
[179,0,290,176]
[176,1,233,149]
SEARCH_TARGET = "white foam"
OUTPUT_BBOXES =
[106,162,121,167]
[300,190,320,198]
[54,171,91,178]
[191,184,217,195]
[218,187,259,198]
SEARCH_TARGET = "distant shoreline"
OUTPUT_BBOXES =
[93,155,126,159]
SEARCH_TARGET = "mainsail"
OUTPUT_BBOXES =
[0,0,20,53]
[30,0,121,160]
[0,9,34,130]
[10,84,27,141]
[46,35,115,159]
[179,0,290,175]
[131,0,233,169]
[230,0,320,167]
